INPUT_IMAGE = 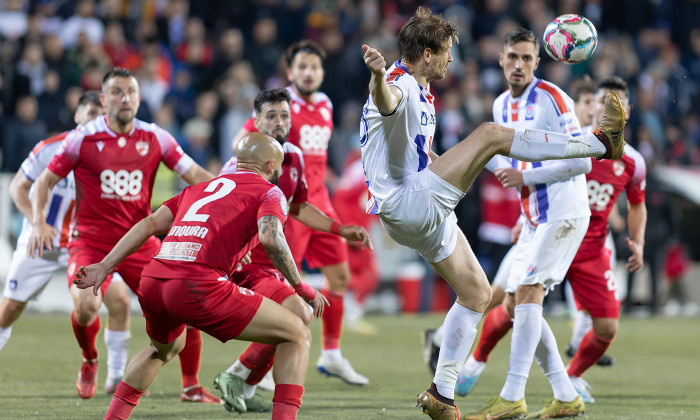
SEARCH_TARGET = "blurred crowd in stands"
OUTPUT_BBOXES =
[1,0,699,313]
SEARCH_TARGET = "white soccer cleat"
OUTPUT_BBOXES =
[316,355,369,385]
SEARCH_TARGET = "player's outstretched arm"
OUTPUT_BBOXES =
[179,163,215,185]
[362,44,401,115]
[27,169,62,257]
[9,170,34,221]
[290,202,374,250]
[258,215,329,317]
[73,205,175,295]
[625,202,647,272]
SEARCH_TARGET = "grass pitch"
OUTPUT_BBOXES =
[0,312,698,419]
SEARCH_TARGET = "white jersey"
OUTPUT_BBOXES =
[491,77,590,227]
[17,132,76,249]
[360,61,436,214]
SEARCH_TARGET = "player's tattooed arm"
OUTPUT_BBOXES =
[258,215,302,286]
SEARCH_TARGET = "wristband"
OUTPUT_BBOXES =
[330,221,342,235]
[294,281,318,301]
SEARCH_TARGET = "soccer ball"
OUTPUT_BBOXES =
[543,14,598,64]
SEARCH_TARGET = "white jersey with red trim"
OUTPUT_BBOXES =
[16,132,76,249]
[491,77,590,226]
[360,60,436,214]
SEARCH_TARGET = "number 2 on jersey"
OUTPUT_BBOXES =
[181,178,236,222]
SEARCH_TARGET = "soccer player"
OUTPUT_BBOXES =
[27,68,218,402]
[214,88,372,413]
[361,9,625,418]
[74,132,328,420]
[463,28,591,419]
[232,40,369,385]
[0,92,124,359]
[566,77,647,403]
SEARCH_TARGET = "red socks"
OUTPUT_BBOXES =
[178,327,202,389]
[272,383,304,419]
[567,330,614,377]
[240,342,276,385]
[321,289,344,349]
[473,305,513,363]
[105,381,144,419]
[71,311,101,360]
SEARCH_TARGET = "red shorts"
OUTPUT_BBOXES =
[138,274,263,344]
[67,236,161,294]
[285,205,348,269]
[231,266,295,305]
[566,246,619,318]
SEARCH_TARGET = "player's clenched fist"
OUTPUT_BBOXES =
[362,44,386,76]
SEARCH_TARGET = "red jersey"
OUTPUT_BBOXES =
[243,86,333,205]
[581,144,646,252]
[48,116,194,251]
[220,142,308,269]
[142,171,288,280]
[478,173,521,245]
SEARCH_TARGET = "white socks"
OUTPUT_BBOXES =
[104,329,130,381]
[434,303,482,399]
[461,354,486,377]
[322,348,343,362]
[535,319,579,402]
[569,310,593,351]
[0,326,11,351]
[227,359,251,379]
[501,303,542,401]
[509,129,607,161]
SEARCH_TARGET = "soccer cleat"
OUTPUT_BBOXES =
[455,371,481,397]
[257,370,275,392]
[464,395,527,420]
[245,393,273,412]
[105,376,122,394]
[213,371,246,413]
[594,91,626,160]
[525,395,585,419]
[569,376,595,404]
[180,385,221,404]
[422,329,440,375]
[76,359,98,399]
[416,389,460,420]
[316,355,369,385]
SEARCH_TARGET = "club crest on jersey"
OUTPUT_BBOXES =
[290,167,298,182]
[135,141,149,156]
[118,137,126,147]
[527,265,537,276]
[320,107,331,122]
[613,161,625,177]
[96,141,105,152]
[526,104,535,120]
[421,112,428,126]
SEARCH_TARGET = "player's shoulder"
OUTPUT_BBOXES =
[283,142,304,160]
[133,118,162,135]
[534,78,573,113]
[621,144,646,169]
[31,131,70,156]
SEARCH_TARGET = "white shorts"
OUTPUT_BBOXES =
[504,217,589,294]
[379,169,465,263]
[492,245,515,289]
[3,246,69,302]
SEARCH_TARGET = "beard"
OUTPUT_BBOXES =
[113,109,134,126]
[270,170,280,186]
[274,133,288,145]
[293,80,318,97]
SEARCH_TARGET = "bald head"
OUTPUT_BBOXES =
[235,132,284,183]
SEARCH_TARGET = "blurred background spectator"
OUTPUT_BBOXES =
[1,0,699,316]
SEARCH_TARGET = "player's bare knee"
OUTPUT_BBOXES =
[286,297,313,326]
[0,299,25,327]
[288,317,311,349]
[328,272,350,290]
[593,322,617,340]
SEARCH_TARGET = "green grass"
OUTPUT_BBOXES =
[0,313,698,419]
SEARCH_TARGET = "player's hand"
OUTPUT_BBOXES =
[495,168,524,188]
[310,290,330,318]
[240,251,252,266]
[340,225,374,250]
[625,237,644,272]
[27,222,58,258]
[73,263,109,296]
[362,44,386,76]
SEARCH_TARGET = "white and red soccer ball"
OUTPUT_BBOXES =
[543,14,598,64]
